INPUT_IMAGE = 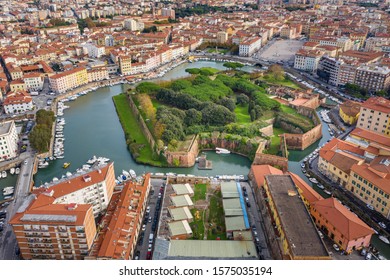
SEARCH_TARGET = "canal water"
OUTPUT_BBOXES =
[29,60,389,258]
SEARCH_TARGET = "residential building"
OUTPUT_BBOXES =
[317,56,341,86]
[259,174,330,260]
[9,163,116,260]
[355,65,390,92]
[49,67,88,94]
[311,198,374,253]
[239,37,261,57]
[216,31,228,44]
[118,56,132,76]
[87,67,109,83]
[356,97,390,136]
[294,49,323,72]
[0,120,18,161]
[348,157,390,219]
[23,73,44,92]
[9,79,26,92]
[3,91,33,114]
[81,43,106,58]
[161,8,175,19]
[88,174,151,260]
[339,100,362,125]
[318,138,365,187]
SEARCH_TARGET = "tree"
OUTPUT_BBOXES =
[184,108,202,126]
[236,94,249,105]
[137,94,156,124]
[201,104,236,126]
[223,62,244,70]
[136,82,161,94]
[217,97,236,112]
[267,64,285,80]
[171,79,192,91]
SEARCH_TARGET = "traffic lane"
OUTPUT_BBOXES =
[135,179,165,260]
[241,181,271,260]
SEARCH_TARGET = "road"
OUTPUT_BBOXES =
[240,181,272,260]
[0,152,35,260]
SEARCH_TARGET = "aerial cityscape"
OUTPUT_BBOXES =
[0,0,389,262]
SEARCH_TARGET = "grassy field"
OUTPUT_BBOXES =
[193,183,207,201]
[207,190,227,240]
[234,105,251,124]
[190,208,205,240]
[260,74,301,90]
[113,94,164,166]
[280,104,314,129]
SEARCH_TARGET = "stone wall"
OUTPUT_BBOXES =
[252,142,288,172]
[282,106,322,150]
[165,135,199,167]
[127,95,156,151]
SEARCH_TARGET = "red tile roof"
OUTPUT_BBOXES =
[289,172,323,204]
[312,198,374,240]
[361,97,390,114]
[250,165,283,188]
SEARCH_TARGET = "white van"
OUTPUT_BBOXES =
[149,233,154,244]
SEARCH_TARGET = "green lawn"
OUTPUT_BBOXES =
[260,75,301,90]
[113,94,164,166]
[207,190,227,240]
[279,104,314,132]
[151,98,162,110]
[267,127,288,155]
[190,208,205,240]
[234,105,251,124]
[193,183,207,201]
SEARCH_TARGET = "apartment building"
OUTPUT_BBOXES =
[118,56,132,76]
[318,138,366,187]
[216,31,228,44]
[318,56,341,86]
[3,91,33,114]
[294,49,323,72]
[9,162,116,260]
[356,97,390,136]
[23,72,44,92]
[259,174,330,260]
[87,67,109,83]
[9,79,26,92]
[347,157,390,219]
[239,37,261,57]
[0,120,18,161]
[81,43,106,58]
[355,65,390,92]
[49,67,88,94]
[89,174,151,260]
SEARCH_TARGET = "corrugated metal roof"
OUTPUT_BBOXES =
[168,240,257,258]
[171,195,193,207]
[225,216,246,231]
[169,207,193,221]
[172,183,194,196]
[168,220,192,236]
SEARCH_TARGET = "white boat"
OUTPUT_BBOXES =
[2,171,7,178]
[129,169,136,178]
[82,164,91,170]
[122,170,130,178]
[66,172,72,177]
[52,177,59,182]
[317,184,325,190]
[324,190,332,196]
[309,178,318,184]
[15,168,20,174]
[216,147,230,154]
[87,155,97,164]
[3,188,14,196]
[379,235,390,244]
[10,168,15,175]
[38,161,49,168]
[117,176,123,183]
[56,155,64,159]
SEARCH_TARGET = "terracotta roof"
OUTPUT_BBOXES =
[250,165,283,188]
[340,100,361,117]
[319,138,365,164]
[3,91,32,105]
[350,128,390,150]
[329,152,361,174]
[351,157,390,194]
[289,172,323,204]
[50,66,86,80]
[312,198,374,240]
[361,97,390,114]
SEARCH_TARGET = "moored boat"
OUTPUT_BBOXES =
[379,235,390,244]
[10,168,15,175]
[63,162,71,169]
[216,147,230,154]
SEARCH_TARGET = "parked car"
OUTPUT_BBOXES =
[333,244,340,251]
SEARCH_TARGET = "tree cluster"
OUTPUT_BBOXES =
[29,110,55,153]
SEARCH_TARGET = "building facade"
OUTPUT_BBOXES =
[355,66,390,92]
[356,97,390,136]
[0,120,18,161]
[49,67,88,94]
[3,91,33,114]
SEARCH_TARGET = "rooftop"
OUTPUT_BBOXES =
[168,207,193,221]
[172,183,194,196]
[340,100,362,117]
[361,97,390,114]
[170,195,193,208]
[0,121,13,136]
[265,175,329,258]
[168,220,192,237]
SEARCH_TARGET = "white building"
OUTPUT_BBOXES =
[3,91,33,114]
[294,49,323,72]
[239,37,262,57]
[23,73,44,92]
[0,120,18,161]
[81,43,106,58]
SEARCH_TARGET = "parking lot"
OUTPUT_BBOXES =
[258,39,304,62]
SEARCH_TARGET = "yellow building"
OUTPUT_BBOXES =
[260,174,330,260]
[357,97,390,136]
[339,100,361,125]
[49,67,88,94]
[347,157,390,219]
[118,56,132,76]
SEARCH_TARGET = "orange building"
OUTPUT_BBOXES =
[9,163,115,260]
[88,174,151,260]
[311,198,374,253]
